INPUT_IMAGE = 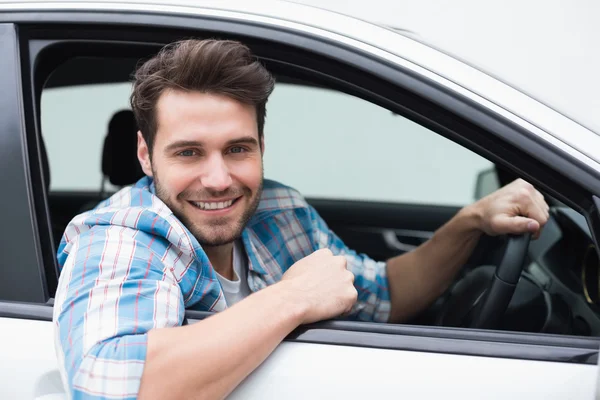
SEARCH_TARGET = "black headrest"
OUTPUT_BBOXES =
[102,110,145,186]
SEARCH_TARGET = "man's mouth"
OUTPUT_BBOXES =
[188,197,240,211]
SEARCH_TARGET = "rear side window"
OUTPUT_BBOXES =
[41,81,132,192]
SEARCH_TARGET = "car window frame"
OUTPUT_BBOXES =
[0,23,52,303]
[3,10,600,364]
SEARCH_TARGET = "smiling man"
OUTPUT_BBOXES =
[53,39,549,400]
[148,89,265,279]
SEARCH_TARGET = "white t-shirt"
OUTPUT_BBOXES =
[214,240,252,306]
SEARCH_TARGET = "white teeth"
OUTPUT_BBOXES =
[192,199,234,210]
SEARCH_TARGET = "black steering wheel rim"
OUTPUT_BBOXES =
[468,233,532,329]
[436,233,531,330]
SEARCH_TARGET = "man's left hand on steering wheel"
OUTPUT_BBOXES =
[385,178,550,324]
[469,179,550,239]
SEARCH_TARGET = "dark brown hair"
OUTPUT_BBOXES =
[130,39,275,154]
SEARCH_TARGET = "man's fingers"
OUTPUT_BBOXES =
[495,215,540,235]
[532,191,549,219]
[480,180,550,238]
[346,269,355,284]
[526,198,550,227]
[516,188,547,228]
[526,203,547,226]
[313,248,333,257]
[536,191,549,212]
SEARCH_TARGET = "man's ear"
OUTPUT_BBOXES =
[137,131,153,177]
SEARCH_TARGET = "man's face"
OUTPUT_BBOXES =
[137,90,264,246]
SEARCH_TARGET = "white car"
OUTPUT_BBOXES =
[1,1,600,399]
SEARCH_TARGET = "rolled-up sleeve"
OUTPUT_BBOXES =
[308,206,391,323]
[53,226,184,399]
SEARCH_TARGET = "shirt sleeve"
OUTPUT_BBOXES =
[308,205,391,322]
[53,226,184,399]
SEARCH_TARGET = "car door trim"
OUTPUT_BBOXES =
[2,301,597,365]
[186,312,600,365]
[0,23,49,303]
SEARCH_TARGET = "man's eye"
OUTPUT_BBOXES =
[229,147,246,154]
[178,150,196,157]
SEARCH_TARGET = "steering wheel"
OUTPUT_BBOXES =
[436,233,531,329]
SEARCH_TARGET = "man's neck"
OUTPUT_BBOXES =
[204,242,235,280]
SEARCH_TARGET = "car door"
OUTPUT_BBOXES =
[3,2,600,400]
[0,22,62,400]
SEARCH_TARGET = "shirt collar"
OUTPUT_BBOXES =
[241,229,268,276]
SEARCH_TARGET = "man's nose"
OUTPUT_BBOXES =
[201,154,233,192]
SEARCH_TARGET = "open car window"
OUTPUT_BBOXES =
[264,82,493,206]
[42,77,495,206]
[38,47,599,340]
[42,81,133,192]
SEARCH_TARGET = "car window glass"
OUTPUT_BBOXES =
[41,82,133,192]
[263,83,493,206]
[41,80,494,205]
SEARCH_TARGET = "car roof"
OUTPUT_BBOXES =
[291,0,600,140]
[2,0,600,168]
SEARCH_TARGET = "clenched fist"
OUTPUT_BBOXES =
[280,248,357,325]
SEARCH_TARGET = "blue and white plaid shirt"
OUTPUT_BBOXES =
[53,176,391,399]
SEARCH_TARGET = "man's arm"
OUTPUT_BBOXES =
[386,179,549,323]
[55,225,355,400]
[139,248,356,400]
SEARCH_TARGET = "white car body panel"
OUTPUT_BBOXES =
[234,342,597,399]
[0,318,64,400]
[1,317,598,399]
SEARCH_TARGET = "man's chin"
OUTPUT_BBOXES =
[191,226,243,247]
[196,236,240,247]
[200,239,236,248]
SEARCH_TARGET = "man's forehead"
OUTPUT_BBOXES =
[156,89,256,115]
[154,89,259,146]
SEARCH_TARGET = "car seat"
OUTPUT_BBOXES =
[80,109,145,211]
[100,109,144,193]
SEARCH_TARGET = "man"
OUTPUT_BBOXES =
[53,39,549,399]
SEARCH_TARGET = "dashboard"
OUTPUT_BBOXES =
[526,207,600,336]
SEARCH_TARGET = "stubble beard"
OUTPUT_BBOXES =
[153,172,263,247]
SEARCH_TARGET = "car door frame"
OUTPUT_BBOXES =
[2,2,600,384]
[0,22,53,304]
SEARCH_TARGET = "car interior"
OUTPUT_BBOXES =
[35,39,600,340]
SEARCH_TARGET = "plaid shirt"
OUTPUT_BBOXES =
[53,176,390,399]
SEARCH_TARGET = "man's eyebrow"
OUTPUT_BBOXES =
[164,140,204,153]
[163,137,259,153]
[226,136,259,147]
